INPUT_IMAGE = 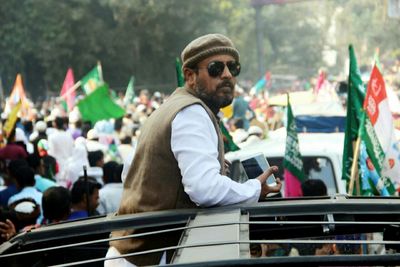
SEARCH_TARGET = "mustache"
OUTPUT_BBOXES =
[217,80,234,90]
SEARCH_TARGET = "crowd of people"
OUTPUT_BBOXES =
[1,32,399,266]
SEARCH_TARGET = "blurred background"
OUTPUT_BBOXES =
[0,0,399,100]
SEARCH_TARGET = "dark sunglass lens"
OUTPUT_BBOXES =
[227,61,241,77]
[207,61,225,77]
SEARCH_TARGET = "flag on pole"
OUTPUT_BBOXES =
[283,94,306,197]
[123,76,135,105]
[250,71,271,95]
[80,65,103,94]
[77,84,125,124]
[6,74,31,119]
[3,101,21,138]
[314,69,327,94]
[359,64,399,194]
[220,121,240,153]
[60,68,76,112]
[175,57,184,87]
[8,74,27,106]
[341,45,366,189]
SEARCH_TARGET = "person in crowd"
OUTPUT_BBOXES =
[293,179,331,256]
[26,154,56,193]
[47,116,74,181]
[7,166,43,224]
[41,154,58,181]
[0,198,40,243]
[0,127,28,161]
[42,186,71,224]
[97,162,123,215]
[230,117,249,145]
[67,108,82,140]
[107,33,281,266]
[14,127,31,153]
[301,179,328,197]
[85,150,104,185]
[68,176,101,221]
[29,120,48,157]
[232,85,254,130]
[85,129,108,153]
[0,160,29,208]
[239,125,264,148]
[117,133,134,163]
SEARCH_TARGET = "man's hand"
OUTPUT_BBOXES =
[0,219,16,241]
[257,166,282,199]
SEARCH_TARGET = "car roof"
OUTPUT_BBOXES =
[2,197,400,266]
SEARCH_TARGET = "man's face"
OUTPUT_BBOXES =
[188,54,238,112]
[90,188,100,212]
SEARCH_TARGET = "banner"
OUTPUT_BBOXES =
[123,76,135,105]
[60,68,76,111]
[341,45,366,186]
[77,84,125,124]
[3,101,21,138]
[175,57,184,87]
[283,94,306,197]
[81,66,103,94]
[360,65,399,194]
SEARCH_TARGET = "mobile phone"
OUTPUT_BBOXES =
[240,153,276,185]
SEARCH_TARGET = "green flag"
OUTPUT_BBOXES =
[123,76,135,105]
[77,84,125,124]
[283,94,306,182]
[81,66,103,94]
[341,45,366,184]
[175,57,184,87]
[220,121,240,153]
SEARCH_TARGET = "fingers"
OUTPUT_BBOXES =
[257,166,278,184]
[267,178,282,193]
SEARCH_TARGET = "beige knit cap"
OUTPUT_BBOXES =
[181,33,239,69]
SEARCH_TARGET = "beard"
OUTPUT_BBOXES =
[194,78,235,113]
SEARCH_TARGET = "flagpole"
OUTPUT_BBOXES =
[61,81,81,98]
[348,112,366,196]
[348,136,361,196]
[97,61,103,81]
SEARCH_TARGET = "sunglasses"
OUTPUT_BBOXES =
[199,61,241,77]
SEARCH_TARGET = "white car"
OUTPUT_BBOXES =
[226,128,347,196]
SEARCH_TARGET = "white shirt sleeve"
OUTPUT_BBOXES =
[171,104,261,207]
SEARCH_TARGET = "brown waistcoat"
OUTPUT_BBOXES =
[110,87,225,265]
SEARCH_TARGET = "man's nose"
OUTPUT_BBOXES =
[220,65,233,79]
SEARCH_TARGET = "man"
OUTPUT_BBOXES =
[68,176,101,220]
[42,186,71,224]
[47,116,74,183]
[107,33,282,266]
[7,165,43,224]
[97,162,123,215]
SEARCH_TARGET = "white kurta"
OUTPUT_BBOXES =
[171,104,261,207]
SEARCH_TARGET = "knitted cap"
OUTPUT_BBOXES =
[181,33,239,69]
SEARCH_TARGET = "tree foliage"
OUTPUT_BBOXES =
[0,0,398,100]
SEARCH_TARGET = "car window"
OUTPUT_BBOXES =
[230,156,337,196]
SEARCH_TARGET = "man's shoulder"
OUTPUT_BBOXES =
[178,104,209,117]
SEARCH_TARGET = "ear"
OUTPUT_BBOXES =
[183,68,196,88]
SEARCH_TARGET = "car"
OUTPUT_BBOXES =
[1,196,400,266]
[226,128,347,196]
